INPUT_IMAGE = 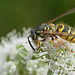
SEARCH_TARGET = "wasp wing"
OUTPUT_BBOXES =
[43,31,75,37]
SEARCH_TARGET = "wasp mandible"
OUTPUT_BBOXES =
[28,8,75,56]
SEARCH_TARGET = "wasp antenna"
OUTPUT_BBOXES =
[27,35,35,51]
[47,7,75,24]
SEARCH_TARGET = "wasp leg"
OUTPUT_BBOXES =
[51,40,61,57]
[36,40,40,50]
[56,39,75,53]
[36,39,45,50]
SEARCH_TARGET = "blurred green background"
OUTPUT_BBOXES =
[0,0,75,37]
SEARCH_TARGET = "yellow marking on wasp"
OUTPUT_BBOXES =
[71,37,75,43]
[37,31,43,33]
[72,30,75,35]
[72,32,75,35]
[50,23,54,26]
[61,36,67,40]
[59,24,64,32]
[68,27,71,34]
[50,30,52,32]
[40,34,43,36]
[47,27,50,31]
[37,31,41,33]
[67,36,73,41]
[61,36,75,43]
[44,27,46,30]
[49,23,55,31]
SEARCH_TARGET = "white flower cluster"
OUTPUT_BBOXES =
[44,36,75,75]
[0,27,75,75]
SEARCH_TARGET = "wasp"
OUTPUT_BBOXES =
[28,8,75,56]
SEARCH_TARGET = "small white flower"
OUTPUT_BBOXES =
[3,61,16,73]
[19,46,33,64]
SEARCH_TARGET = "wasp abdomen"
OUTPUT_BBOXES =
[56,24,75,43]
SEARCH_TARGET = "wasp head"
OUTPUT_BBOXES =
[30,28,37,41]
[27,28,37,51]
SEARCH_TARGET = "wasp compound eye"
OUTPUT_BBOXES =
[31,29,37,41]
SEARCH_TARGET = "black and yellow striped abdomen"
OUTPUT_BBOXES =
[56,23,75,43]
